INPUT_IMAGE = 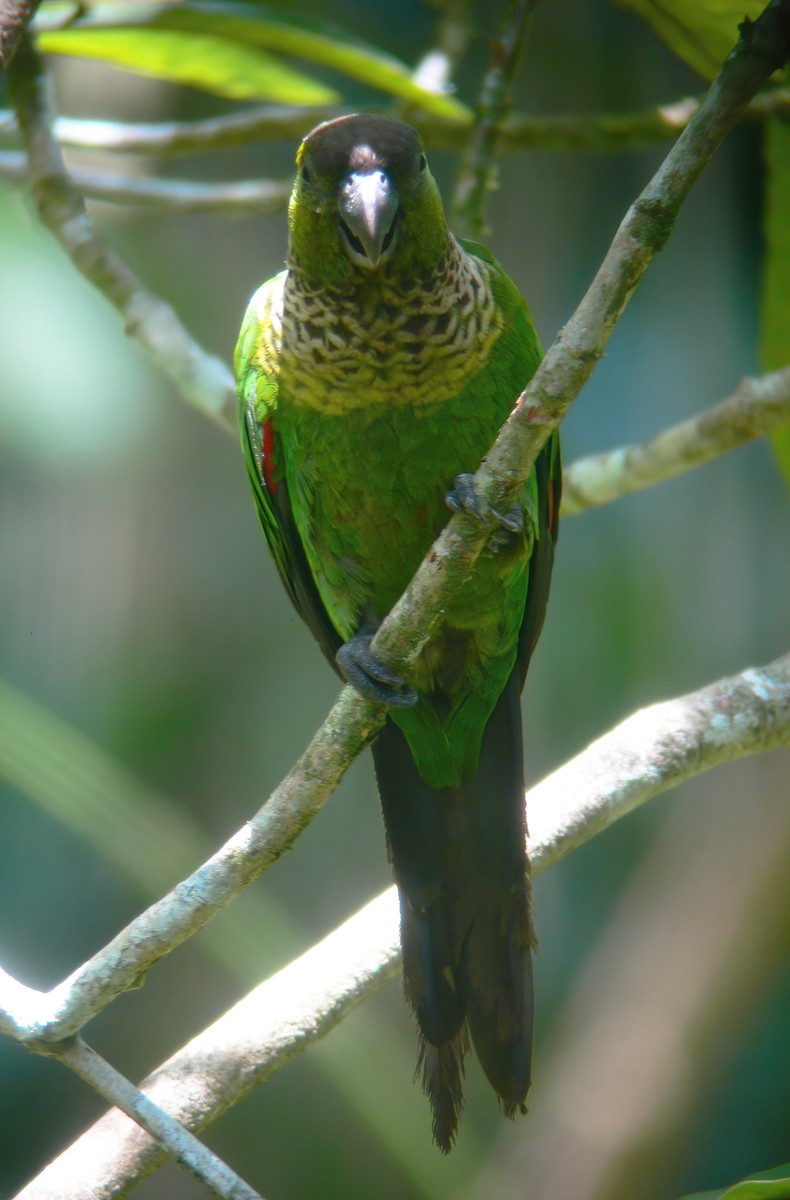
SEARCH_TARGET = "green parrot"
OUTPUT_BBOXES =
[235,114,561,1151]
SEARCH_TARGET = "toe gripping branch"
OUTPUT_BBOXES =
[446,472,525,543]
[336,629,419,708]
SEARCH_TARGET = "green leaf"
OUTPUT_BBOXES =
[35,1,471,123]
[679,1163,790,1200]
[615,0,769,80]
[761,120,790,485]
[159,2,471,123]
[38,25,339,104]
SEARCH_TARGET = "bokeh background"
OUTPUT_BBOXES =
[1,1,789,1198]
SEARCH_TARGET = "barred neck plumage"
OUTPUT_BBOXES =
[261,235,505,416]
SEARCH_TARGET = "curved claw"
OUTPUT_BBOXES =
[446,472,484,520]
[446,473,524,534]
[337,631,418,708]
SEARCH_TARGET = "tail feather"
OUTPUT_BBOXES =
[416,1030,468,1153]
[400,893,464,1045]
[372,667,533,1148]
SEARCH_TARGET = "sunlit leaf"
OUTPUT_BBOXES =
[761,120,790,486]
[158,2,471,123]
[616,0,768,80]
[38,25,339,103]
[679,1163,790,1200]
[34,0,471,122]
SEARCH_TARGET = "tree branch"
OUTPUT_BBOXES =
[49,1039,264,1200]
[367,0,790,682]
[0,685,383,1047]
[10,652,790,1200]
[0,0,39,68]
[6,35,236,430]
[452,0,537,235]
[561,364,790,514]
[1,90,787,158]
[0,103,345,155]
[0,150,291,212]
[472,775,790,1200]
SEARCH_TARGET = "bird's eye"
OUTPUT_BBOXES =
[418,153,427,172]
[301,164,312,184]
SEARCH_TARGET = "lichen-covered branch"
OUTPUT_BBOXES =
[11,652,790,1200]
[561,364,790,515]
[6,36,236,430]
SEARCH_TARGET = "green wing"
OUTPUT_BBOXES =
[235,276,343,666]
[517,429,561,686]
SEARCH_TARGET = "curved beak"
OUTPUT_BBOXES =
[338,170,399,269]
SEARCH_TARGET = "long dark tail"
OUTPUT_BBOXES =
[371,668,534,1152]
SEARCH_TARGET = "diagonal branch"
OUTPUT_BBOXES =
[10,651,790,1200]
[49,1039,264,1200]
[561,363,790,514]
[0,684,383,1047]
[368,0,790,679]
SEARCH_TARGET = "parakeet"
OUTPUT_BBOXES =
[235,114,560,1151]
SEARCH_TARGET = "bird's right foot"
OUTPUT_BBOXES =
[336,631,418,708]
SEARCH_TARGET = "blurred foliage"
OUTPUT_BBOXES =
[39,25,343,103]
[615,0,790,482]
[0,1,788,1199]
[616,0,768,80]
[680,1162,790,1200]
[36,0,472,117]
[762,120,790,483]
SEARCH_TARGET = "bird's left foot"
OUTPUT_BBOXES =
[336,631,418,708]
[446,473,524,544]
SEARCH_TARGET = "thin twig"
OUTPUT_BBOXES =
[52,1039,263,1200]
[561,364,790,514]
[0,103,346,154]
[411,0,473,101]
[0,150,292,212]
[427,0,473,75]
[0,0,39,68]
[0,152,289,213]
[10,651,790,1200]
[7,35,235,430]
[452,0,538,235]
[1,90,788,159]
